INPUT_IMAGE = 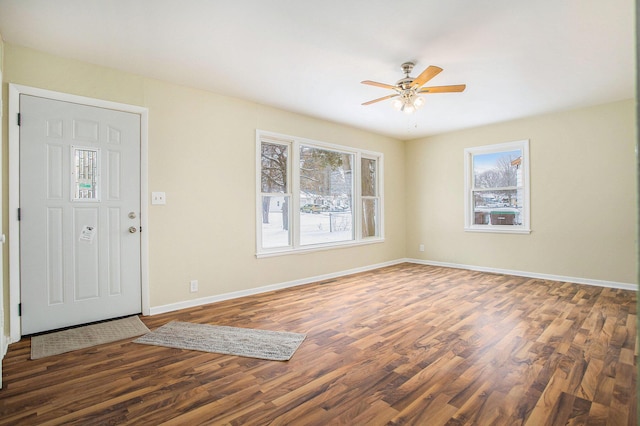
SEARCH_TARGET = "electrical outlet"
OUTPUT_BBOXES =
[419,244,425,252]
[190,280,198,293]
[151,192,166,205]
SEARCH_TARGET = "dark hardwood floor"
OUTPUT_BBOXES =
[0,263,637,425]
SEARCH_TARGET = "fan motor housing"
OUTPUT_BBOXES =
[396,77,414,90]
[400,62,415,75]
[397,62,416,89]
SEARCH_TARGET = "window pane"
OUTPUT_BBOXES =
[299,209,353,245]
[299,146,353,245]
[361,158,376,197]
[261,142,288,193]
[472,189,523,225]
[362,198,378,238]
[73,147,99,200]
[473,150,521,188]
[261,195,291,248]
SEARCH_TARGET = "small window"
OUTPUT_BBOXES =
[361,156,380,238]
[464,140,530,233]
[260,141,291,249]
[72,146,100,201]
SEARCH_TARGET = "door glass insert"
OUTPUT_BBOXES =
[72,147,100,201]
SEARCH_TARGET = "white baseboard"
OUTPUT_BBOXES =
[405,258,638,291]
[149,259,406,315]
[149,257,637,316]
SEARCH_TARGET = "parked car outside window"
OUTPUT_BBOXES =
[300,204,324,214]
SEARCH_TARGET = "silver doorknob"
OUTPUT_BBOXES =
[128,212,137,219]
[128,226,138,234]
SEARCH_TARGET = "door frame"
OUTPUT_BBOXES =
[8,84,150,342]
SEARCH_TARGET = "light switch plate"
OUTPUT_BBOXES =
[151,192,166,205]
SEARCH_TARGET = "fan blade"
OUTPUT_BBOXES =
[411,65,443,88]
[419,84,466,93]
[362,94,399,106]
[361,80,398,90]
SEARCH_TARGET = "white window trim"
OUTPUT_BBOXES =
[256,130,384,257]
[464,139,531,234]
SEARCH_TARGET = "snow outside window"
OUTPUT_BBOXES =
[257,131,384,256]
[299,145,354,246]
[464,140,531,234]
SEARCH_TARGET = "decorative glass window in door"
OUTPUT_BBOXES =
[72,146,100,201]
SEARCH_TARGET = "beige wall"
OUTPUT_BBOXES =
[1,43,636,337]
[2,44,406,311]
[405,99,637,284]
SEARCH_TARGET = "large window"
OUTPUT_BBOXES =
[257,131,383,256]
[464,140,530,233]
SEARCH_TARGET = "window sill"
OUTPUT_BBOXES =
[256,237,385,258]
[464,226,531,235]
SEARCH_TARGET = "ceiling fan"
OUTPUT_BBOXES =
[361,62,466,114]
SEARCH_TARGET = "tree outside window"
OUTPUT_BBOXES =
[260,142,290,248]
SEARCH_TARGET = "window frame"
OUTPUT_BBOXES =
[464,139,531,234]
[256,130,384,257]
[360,154,382,239]
[259,139,292,249]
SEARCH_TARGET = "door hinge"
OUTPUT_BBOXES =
[17,112,21,126]
[18,303,22,317]
[17,208,21,221]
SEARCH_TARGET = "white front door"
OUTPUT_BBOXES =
[19,94,142,335]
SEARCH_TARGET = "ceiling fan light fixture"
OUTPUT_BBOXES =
[402,103,416,114]
[393,91,424,114]
[391,97,404,111]
[361,62,465,112]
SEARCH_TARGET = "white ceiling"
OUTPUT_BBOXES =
[0,0,635,139]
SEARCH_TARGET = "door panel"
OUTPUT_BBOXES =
[20,95,142,335]
[46,207,64,304]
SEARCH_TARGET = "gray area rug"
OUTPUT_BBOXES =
[31,316,149,360]
[134,321,306,361]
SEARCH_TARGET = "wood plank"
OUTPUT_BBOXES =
[0,263,635,425]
